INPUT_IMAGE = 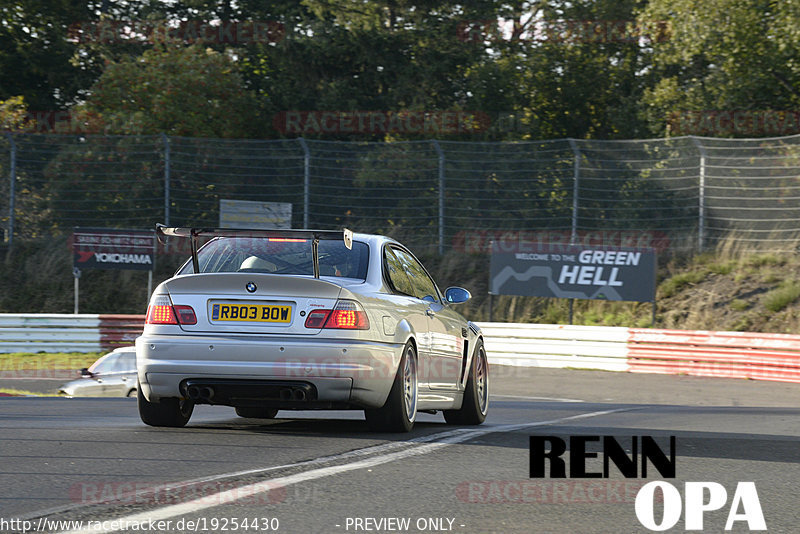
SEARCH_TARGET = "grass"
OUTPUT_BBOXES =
[707,261,736,275]
[762,281,800,313]
[761,272,781,284]
[658,270,708,298]
[731,314,755,332]
[745,254,786,268]
[730,299,750,311]
[0,388,60,397]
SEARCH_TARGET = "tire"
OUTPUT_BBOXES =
[138,385,193,428]
[444,339,489,425]
[235,407,279,419]
[365,341,418,433]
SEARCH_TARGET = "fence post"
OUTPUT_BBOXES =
[567,138,581,326]
[567,138,580,245]
[6,133,15,251]
[162,133,170,226]
[691,137,706,251]
[431,139,445,255]
[298,137,310,229]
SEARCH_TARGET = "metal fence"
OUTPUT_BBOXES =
[3,133,800,255]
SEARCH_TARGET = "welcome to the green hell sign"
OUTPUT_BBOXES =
[490,245,656,303]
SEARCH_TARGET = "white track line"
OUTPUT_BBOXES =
[491,394,585,403]
[57,408,630,534]
[20,427,482,523]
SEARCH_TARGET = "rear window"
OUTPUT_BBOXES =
[178,237,369,280]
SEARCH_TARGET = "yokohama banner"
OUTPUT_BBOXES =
[72,228,156,271]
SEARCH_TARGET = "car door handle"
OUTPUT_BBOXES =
[426,307,436,317]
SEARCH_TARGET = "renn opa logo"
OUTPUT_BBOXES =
[529,436,766,531]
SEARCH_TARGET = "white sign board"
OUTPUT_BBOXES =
[219,199,292,229]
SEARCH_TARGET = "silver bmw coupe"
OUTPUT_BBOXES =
[136,225,488,432]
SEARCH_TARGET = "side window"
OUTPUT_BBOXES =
[117,352,136,373]
[384,247,416,296]
[392,248,440,303]
[90,354,118,375]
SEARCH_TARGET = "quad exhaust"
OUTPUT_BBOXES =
[181,379,316,405]
[186,385,215,402]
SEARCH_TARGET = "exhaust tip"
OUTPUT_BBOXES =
[292,388,306,401]
[186,385,201,401]
[200,386,214,401]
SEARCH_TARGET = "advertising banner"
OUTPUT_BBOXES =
[490,243,656,302]
[72,228,156,272]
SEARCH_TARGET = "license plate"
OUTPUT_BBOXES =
[211,303,292,323]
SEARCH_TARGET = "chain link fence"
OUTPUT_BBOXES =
[3,133,800,255]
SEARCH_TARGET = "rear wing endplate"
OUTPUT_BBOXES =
[155,224,354,278]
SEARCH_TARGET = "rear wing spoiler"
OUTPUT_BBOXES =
[155,224,354,278]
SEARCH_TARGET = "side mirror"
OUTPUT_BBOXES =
[445,286,472,304]
[80,368,93,378]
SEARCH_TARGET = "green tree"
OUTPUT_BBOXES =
[462,0,657,140]
[229,1,496,140]
[640,0,800,136]
[0,96,29,130]
[0,0,98,109]
[79,44,261,137]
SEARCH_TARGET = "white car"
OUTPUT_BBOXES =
[59,346,138,397]
[136,226,488,432]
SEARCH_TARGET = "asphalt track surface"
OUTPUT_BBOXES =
[0,366,798,534]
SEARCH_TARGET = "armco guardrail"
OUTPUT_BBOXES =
[0,316,798,384]
[0,314,145,353]
[476,322,800,384]
[476,322,630,372]
[627,328,800,383]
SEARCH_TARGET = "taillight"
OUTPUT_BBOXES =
[174,305,197,325]
[146,295,177,324]
[304,300,370,330]
[145,295,196,325]
[328,307,365,329]
[304,309,330,329]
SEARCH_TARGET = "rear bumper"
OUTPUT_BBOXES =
[135,333,403,409]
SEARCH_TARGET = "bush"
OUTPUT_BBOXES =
[762,282,800,313]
